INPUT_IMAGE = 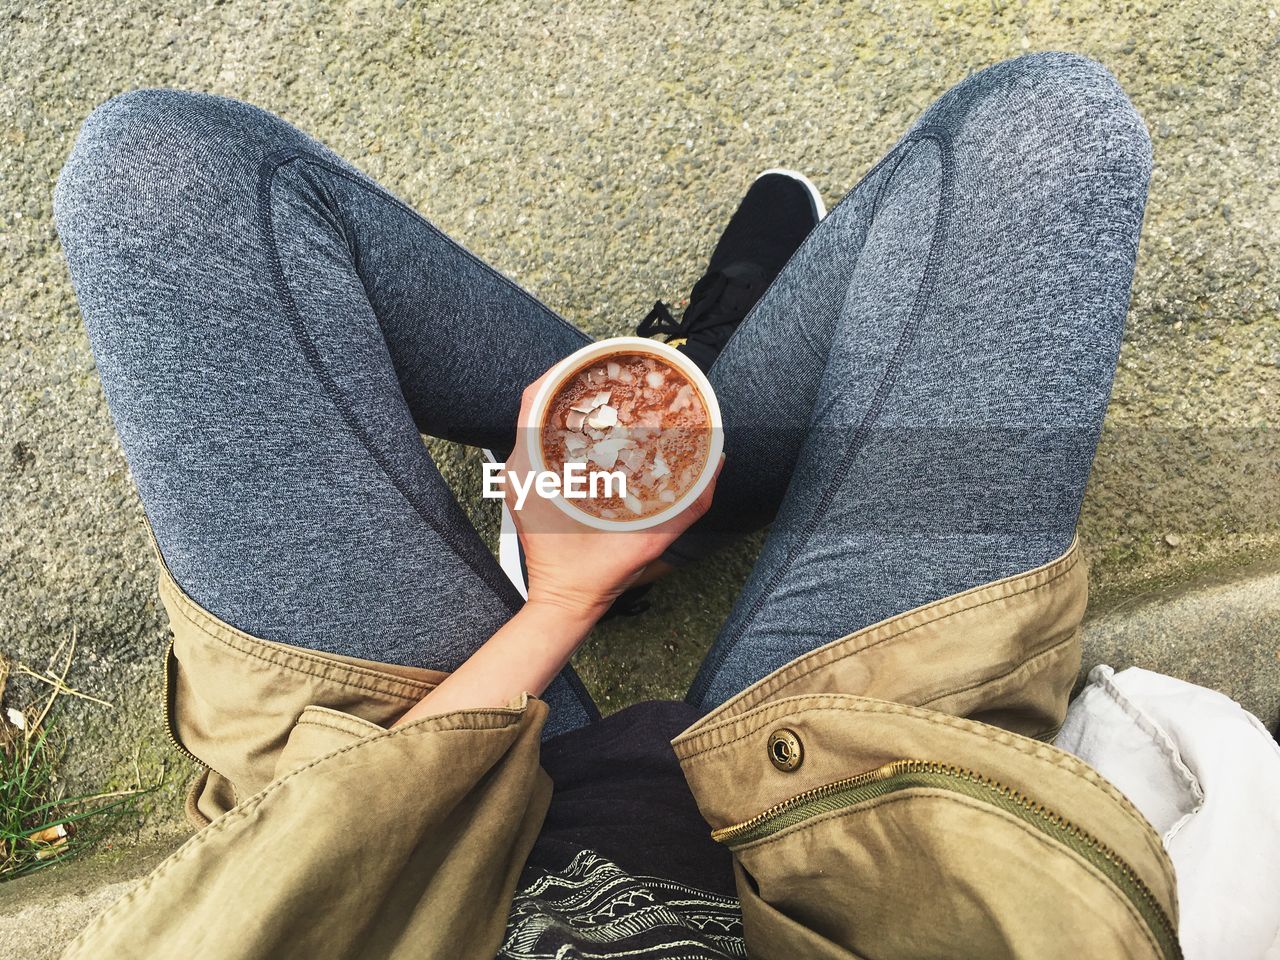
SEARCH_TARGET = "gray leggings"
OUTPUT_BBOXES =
[54,53,1151,737]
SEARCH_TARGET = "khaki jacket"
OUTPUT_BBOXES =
[60,538,1181,960]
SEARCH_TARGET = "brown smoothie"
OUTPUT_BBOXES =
[540,352,712,520]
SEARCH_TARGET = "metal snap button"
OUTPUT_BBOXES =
[767,728,803,772]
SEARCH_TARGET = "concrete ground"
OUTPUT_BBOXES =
[0,837,179,960]
[1,0,1277,904]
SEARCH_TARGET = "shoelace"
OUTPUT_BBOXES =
[637,269,751,343]
[636,300,686,338]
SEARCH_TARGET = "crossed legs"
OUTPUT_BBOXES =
[54,53,1150,733]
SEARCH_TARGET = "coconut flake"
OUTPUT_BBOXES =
[587,404,618,429]
[566,409,587,430]
[618,448,646,473]
[570,390,612,414]
[607,361,621,378]
[659,489,676,503]
[588,437,630,469]
[650,455,670,479]
[645,371,665,389]
[624,493,644,515]
[563,432,588,452]
[669,384,694,412]
[589,447,618,469]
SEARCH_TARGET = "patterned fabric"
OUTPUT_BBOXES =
[499,850,745,960]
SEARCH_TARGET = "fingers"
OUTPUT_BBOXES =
[517,369,554,428]
[690,454,725,520]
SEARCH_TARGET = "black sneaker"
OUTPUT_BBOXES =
[638,169,824,373]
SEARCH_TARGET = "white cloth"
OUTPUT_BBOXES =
[1056,665,1280,960]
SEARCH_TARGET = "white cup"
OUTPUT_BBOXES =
[525,337,724,531]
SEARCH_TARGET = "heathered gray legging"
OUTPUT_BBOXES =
[54,53,1151,734]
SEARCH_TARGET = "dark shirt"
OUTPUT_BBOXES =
[497,701,745,959]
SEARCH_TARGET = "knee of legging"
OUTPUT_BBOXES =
[1020,52,1151,169]
[54,89,280,245]
[924,53,1152,195]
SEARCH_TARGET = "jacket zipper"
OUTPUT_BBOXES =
[712,759,1181,960]
[143,516,207,770]
[144,517,225,789]
[161,638,204,767]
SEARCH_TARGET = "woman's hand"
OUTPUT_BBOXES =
[505,369,723,625]
[395,365,721,727]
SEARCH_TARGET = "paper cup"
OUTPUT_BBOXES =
[525,337,723,531]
